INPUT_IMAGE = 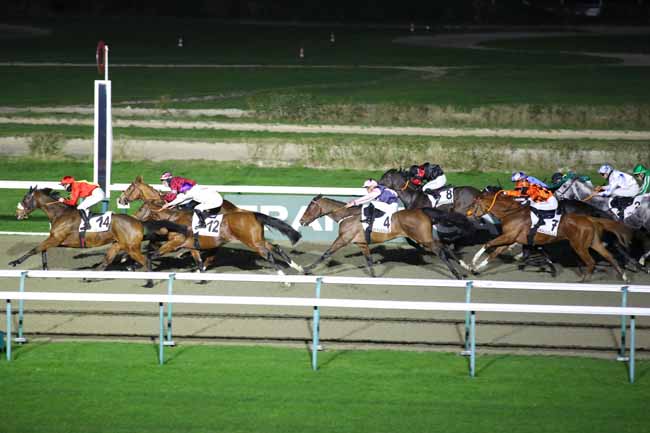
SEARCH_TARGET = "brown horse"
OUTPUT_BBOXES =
[299,195,472,279]
[9,187,187,287]
[118,175,240,214]
[466,191,632,282]
[120,185,305,277]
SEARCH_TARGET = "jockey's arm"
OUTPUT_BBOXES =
[347,189,381,207]
[163,192,190,208]
[503,189,525,198]
[62,184,81,206]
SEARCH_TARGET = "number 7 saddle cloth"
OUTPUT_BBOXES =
[530,211,562,237]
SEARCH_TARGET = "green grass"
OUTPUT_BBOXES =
[482,33,650,54]
[0,342,647,433]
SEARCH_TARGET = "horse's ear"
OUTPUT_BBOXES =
[30,185,36,192]
[135,175,143,183]
[313,194,323,201]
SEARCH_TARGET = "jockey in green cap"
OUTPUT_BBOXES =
[633,164,650,195]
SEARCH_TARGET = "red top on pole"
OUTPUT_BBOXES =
[96,40,106,76]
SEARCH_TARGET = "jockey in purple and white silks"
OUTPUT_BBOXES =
[596,164,639,220]
[161,183,224,229]
[346,179,399,244]
[511,171,548,188]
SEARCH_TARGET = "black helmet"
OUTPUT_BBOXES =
[426,164,443,179]
[551,172,563,184]
[408,165,420,178]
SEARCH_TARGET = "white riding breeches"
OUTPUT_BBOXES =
[530,195,558,212]
[422,174,447,191]
[189,185,224,210]
[372,200,399,214]
[77,188,105,214]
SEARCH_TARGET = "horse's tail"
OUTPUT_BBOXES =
[421,207,476,238]
[254,212,302,245]
[590,217,633,248]
[143,220,190,240]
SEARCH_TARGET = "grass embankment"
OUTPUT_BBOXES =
[0,342,647,433]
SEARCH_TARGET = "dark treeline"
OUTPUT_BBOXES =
[2,0,649,24]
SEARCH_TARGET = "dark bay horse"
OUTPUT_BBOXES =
[466,191,632,282]
[126,195,304,278]
[9,187,186,287]
[379,169,481,215]
[299,195,472,279]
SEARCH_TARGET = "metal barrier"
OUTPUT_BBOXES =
[1,269,650,382]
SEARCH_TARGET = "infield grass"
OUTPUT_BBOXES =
[0,342,647,433]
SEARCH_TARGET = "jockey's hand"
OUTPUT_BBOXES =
[345,201,355,208]
[594,186,603,192]
[160,203,172,210]
[58,198,65,203]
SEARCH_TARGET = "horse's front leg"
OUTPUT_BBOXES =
[304,233,353,273]
[9,235,61,268]
[354,242,376,277]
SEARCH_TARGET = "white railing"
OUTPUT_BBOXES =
[0,180,364,196]
[1,269,648,382]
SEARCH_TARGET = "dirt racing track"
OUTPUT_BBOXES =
[2,233,650,359]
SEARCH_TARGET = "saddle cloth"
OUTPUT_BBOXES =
[530,211,561,237]
[426,187,454,208]
[192,213,224,237]
[361,204,393,233]
[616,194,650,220]
[80,212,113,233]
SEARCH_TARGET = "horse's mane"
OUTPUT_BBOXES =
[39,188,60,200]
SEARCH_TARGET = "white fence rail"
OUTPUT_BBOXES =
[1,269,649,382]
[0,180,365,196]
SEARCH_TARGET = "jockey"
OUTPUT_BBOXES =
[503,179,558,246]
[596,164,640,220]
[161,182,223,229]
[511,171,548,188]
[548,171,592,191]
[57,176,105,231]
[160,171,196,203]
[346,179,399,244]
[408,163,447,199]
[633,164,650,195]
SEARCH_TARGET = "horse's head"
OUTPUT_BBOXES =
[16,186,39,220]
[466,190,512,218]
[379,168,412,192]
[300,195,324,226]
[118,176,146,206]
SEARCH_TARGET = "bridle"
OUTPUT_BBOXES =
[467,190,502,217]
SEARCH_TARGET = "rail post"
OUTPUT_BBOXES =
[15,271,27,344]
[461,281,473,356]
[5,300,12,362]
[470,311,476,377]
[311,277,322,371]
[617,286,629,361]
[629,316,636,384]
[158,302,164,365]
[165,273,176,347]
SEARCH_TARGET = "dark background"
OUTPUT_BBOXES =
[2,0,649,25]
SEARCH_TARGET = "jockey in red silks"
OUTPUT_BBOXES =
[58,176,105,231]
[160,171,196,203]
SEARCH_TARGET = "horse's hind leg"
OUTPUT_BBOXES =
[270,243,304,273]
[590,239,628,282]
[568,240,596,282]
[354,242,376,278]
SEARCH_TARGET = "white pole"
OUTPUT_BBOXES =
[104,45,109,81]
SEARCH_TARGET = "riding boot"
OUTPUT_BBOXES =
[527,221,543,246]
[79,209,91,231]
[365,213,375,245]
[194,209,207,229]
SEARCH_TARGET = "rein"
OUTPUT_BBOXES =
[401,180,410,191]
[467,190,503,217]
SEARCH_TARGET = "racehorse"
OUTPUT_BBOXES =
[555,177,650,266]
[379,169,482,215]
[466,190,632,282]
[9,187,187,287]
[299,195,472,279]
[126,194,305,278]
[555,177,650,229]
[118,175,240,214]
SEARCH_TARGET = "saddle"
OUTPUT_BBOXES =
[363,206,385,220]
[611,196,634,210]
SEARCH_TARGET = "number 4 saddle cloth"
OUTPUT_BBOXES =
[530,210,562,237]
[192,213,224,237]
[361,204,394,234]
[80,212,113,233]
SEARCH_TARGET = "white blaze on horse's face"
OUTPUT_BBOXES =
[15,201,29,220]
[16,202,24,210]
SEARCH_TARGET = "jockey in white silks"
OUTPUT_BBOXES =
[346,179,399,244]
[161,183,223,229]
[596,164,640,220]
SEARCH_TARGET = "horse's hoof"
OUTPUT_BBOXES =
[197,280,207,285]
[144,280,154,288]
[639,258,646,267]
[8,260,18,267]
